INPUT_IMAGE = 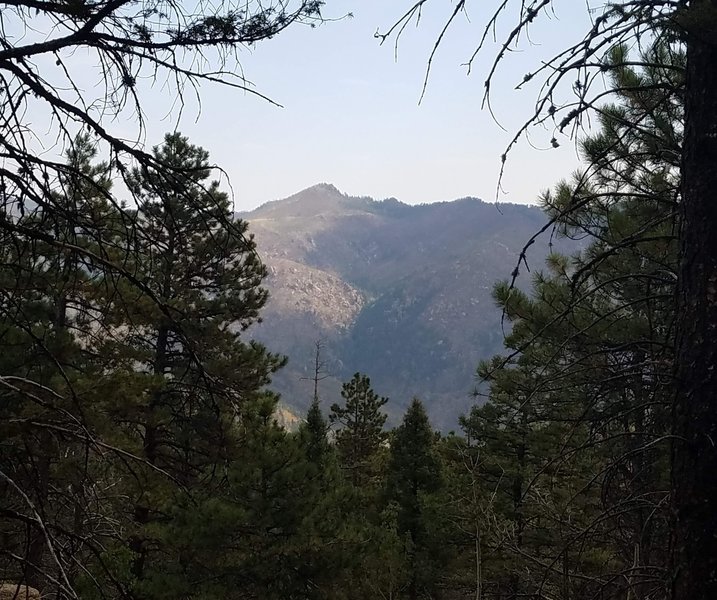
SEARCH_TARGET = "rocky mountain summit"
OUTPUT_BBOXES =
[242,183,561,429]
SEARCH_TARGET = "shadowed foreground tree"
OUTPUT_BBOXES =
[379,1,715,597]
[0,134,121,595]
[118,132,284,598]
[0,131,289,600]
[385,398,444,600]
[0,1,323,597]
[429,43,680,600]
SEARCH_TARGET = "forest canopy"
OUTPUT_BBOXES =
[1,0,715,599]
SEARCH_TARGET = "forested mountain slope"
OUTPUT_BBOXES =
[243,183,562,428]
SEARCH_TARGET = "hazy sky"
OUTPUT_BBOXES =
[136,1,594,210]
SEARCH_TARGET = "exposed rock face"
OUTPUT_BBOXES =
[0,585,41,600]
[273,404,303,431]
[263,258,364,331]
[242,183,566,429]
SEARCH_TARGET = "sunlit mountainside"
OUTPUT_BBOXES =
[242,183,562,429]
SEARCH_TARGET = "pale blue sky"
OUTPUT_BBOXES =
[127,1,594,209]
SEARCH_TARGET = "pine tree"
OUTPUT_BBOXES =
[437,433,494,600]
[301,399,332,467]
[386,400,441,539]
[383,2,712,593]
[0,134,138,598]
[671,8,717,595]
[111,132,285,599]
[385,399,444,600]
[329,372,388,487]
[458,43,679,600]
[0,1,323,593]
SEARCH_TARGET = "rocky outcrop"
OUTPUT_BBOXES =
[0,585,41,600]
[263,258,364,331]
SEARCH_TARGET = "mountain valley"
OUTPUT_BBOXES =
[243,183,563,429]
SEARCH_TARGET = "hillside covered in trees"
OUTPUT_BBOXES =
[243,184,566,427]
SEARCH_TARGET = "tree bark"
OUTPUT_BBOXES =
[672,4,717,598]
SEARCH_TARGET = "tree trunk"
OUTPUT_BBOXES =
[475,530,482,600]
[24,446,49,593]
[672,5,717,598]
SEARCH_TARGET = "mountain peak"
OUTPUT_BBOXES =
[287,182,344,200]
[307,182,340,194]
[245,184,409,220]
[244,183,347,219]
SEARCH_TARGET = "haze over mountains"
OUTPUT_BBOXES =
[242,183,560,429]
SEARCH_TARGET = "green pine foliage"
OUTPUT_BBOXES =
[329,372,388,487]
[301,398,332,467]
[0,41,685,600]
[385,399,446,599]
[1,132,300,600]
[386,399,442,539]
[440,42,679,600]
[0,135,132,595]
[115,132,286,599]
